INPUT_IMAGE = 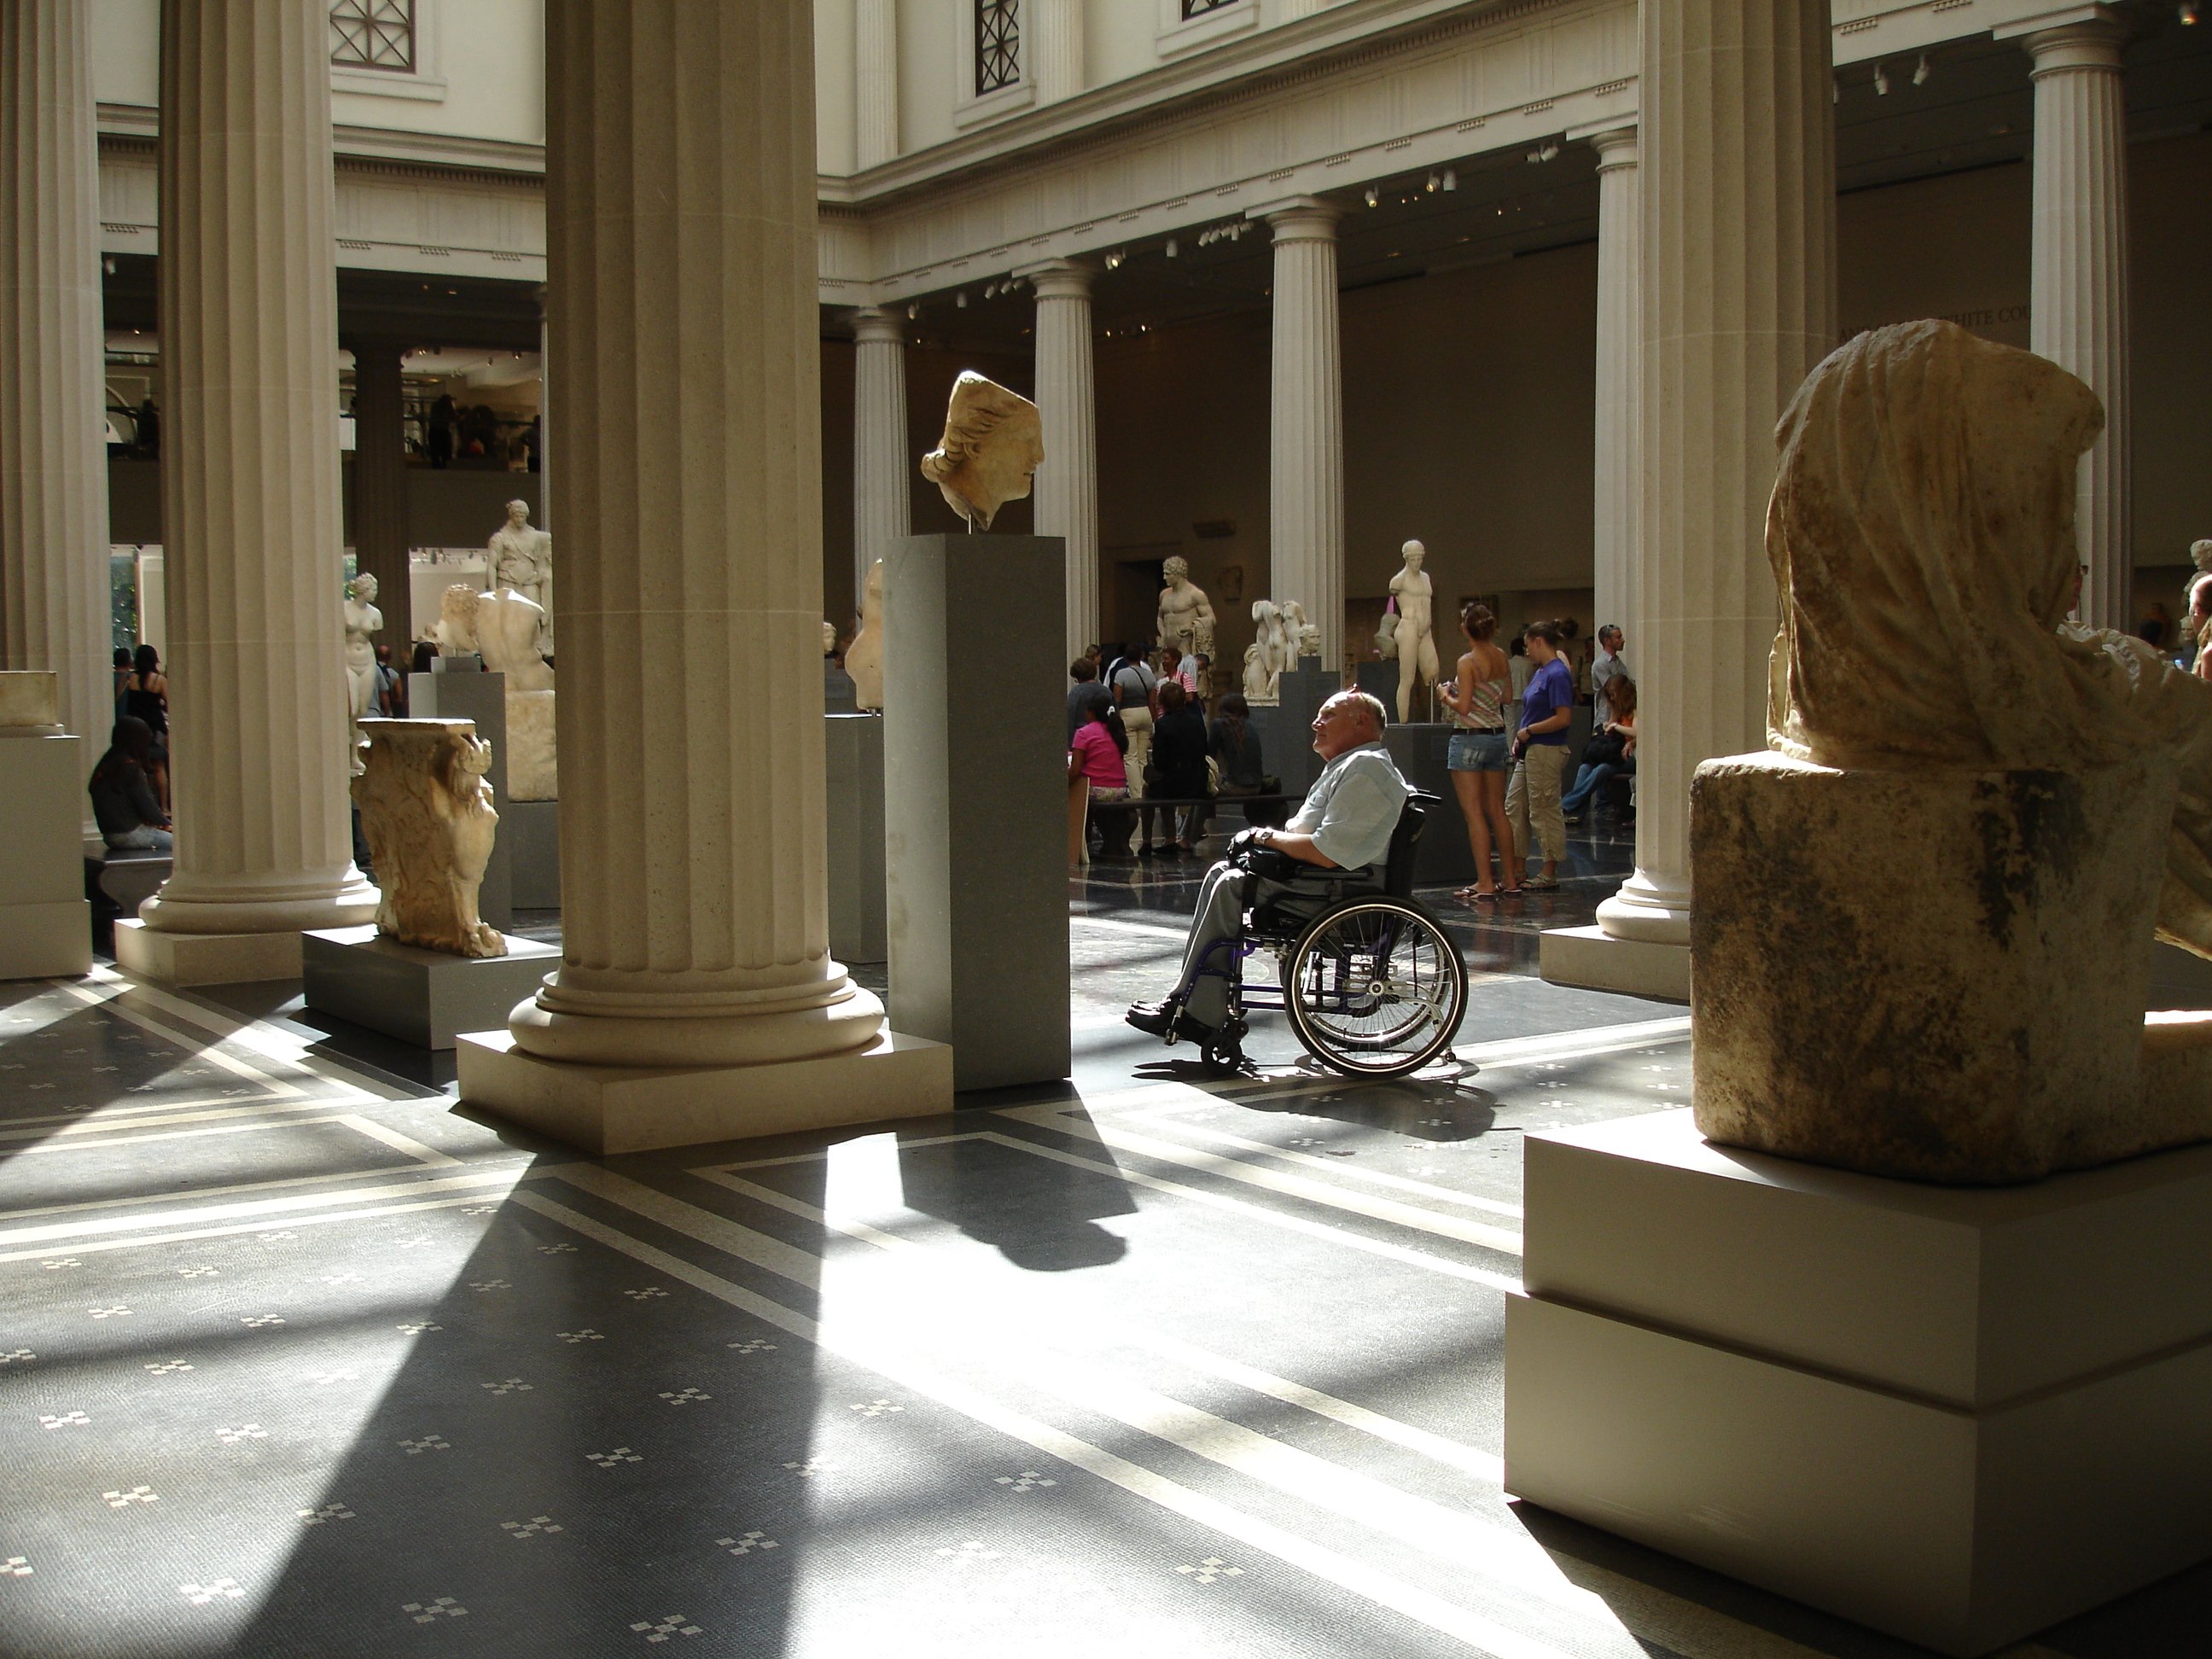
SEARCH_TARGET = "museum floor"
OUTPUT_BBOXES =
[6,817,2207,1657]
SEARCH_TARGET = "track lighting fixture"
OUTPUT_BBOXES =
[1425,172,1440,193]
[956,291,968,308]
[2181,2,2199,22]
[1913,53,1930,85]
[1365,186,1379,207]
[1441,168,1457,192]
[1874,61,1889,96]
[1104,248,1123,270]
[906,302,919,319]
[1165,238,1178,258]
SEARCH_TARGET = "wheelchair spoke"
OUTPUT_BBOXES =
[1284,899,1469,1077]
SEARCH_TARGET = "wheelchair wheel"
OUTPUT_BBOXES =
[1283,897,1467,1078]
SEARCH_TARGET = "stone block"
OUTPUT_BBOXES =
[825,712,886,963]
[504,800,561,911]
[1380,722,1471,884]
[0,731,90,980]
[0,670,59,729]
[114,918,301,986]
[1538,923,1691,1001]
[506,686,556,800]
[883,533,1069,1091]
[302,925,558,1049]
[454,1025,953,1154]
[1691,752,2193,1182]
[1505,1109,2212,1656]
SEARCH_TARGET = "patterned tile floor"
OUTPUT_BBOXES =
[7,811,2208,1656]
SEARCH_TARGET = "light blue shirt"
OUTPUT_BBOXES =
[1290,741,1410,872]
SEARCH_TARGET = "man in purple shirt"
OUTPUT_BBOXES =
[1506,620,1575,889]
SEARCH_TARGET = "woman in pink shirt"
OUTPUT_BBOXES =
[1069,701,1132,803]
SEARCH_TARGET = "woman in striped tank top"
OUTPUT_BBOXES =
[1441,602,1521,899]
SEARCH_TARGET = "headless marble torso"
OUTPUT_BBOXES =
[1389,542,1441,724]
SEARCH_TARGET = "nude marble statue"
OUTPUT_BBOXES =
[921,372,1045,532]
[344,573,385,772]
[1242,642,1275,704]
[1388,541,1439,724]
[1155,557,1216,662]
[488,499,553,652]
[847,559,885,712]
[352,719,504,958]
[1250,600,1290,685]
[1278,599,1321,661]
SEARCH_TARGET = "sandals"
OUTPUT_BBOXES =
[1523,873,1561,891]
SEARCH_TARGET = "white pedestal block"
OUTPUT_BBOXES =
[1537,923,1690,1000]
[883,533,1068,1091]
[0,732,90,980]
[302,926,558,1050]
[114,918,302,987]
[454,1025,953,1155]
[1504,1109,2212,1656]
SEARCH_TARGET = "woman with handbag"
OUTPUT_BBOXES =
[1561,674,1638,822]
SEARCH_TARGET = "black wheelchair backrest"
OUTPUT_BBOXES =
[1384,792,1435,898]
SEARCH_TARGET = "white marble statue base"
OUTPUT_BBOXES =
[453,1026,953,1155]
[0,731,90,981]
[1504,1109,2212,1656]
[1536,924,1690,1000]
[302,926,558,1050]
[114,918,304,987]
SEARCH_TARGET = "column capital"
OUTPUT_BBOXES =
[1995,5,2128,67]
[1013,258,1093,300]
[1249,195,1342,242]
[1579,121,1640,167]
[850,305,905,346]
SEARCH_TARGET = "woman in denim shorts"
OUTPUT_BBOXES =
[1440,602,1520,899]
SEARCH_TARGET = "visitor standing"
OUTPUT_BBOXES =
[1149,680,1211,854]
[1441,602,1519,899]
[1505,620,1573,890]
[1109,644,1162,854]
[1068,658,1109,738]
[1591,626,1627,725]
[123,644,170,813]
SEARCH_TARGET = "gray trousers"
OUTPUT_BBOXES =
[1173,859,1353,1028]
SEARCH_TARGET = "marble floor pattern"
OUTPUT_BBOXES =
[8,813,2209,1656]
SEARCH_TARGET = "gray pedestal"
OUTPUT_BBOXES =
[0,731,90,980]
[883,533,1069,1091]
[825,713,886,964]
[1250,656,1338,797]
[302,925,558,1050]
[824,661,858,713]
[504,800,561,911]
[1355,657,1399,713]
[1382,722,1474,886]
[408,670,510,930]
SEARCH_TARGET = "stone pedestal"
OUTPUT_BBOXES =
[1353,657,1397,713]
[0,726,90,980]
[1691,751,2194,1184]
[116,917,302,986]
[1251,655,1336,796]
[884,533,1069,1091]
[409,669,512,931]
[303,925,557,1050]
[504,800,560,911]
[825,712,886,964]
[824,661,857,713]
[1379,723,1471,886]
[1505,1109,2212,1656]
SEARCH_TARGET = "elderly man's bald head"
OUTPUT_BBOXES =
[1313,690,1387,760]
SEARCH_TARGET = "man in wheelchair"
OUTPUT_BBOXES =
[1128,690,1410,1049]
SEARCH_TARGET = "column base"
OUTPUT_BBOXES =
[1538,924,1690,1000]
[455,1025,954,1154]
[114,917,304,987]
[1505,1109,2212,1656]
[0,900,92,981]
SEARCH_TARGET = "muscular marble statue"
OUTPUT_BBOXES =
[921,372,1045,532]
[352,719,504,958]
[1155,557,1216,662]
[488,499,553,651]
[343,573,384,772]
[1388,541,1439,724]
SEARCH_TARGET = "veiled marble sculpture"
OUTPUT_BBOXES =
[343,573,384,772]
[472,589,557,800]
[1241,643,1272,703]
[1691,318,2212,1184]
[921,372,1045,531]
[1388,542,1440,725]
[352,719,504,958]
[847,559,885,712]
[488,499,554,653]
[1155,558,1216,663]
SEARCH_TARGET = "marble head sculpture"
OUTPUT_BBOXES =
[352,719,504,958]
[921,371,1045,531]
[1691,318,2212,1183]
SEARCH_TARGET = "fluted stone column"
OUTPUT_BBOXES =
[1586,122,1641,637]
[1255,198,1345,667]
[1032,0,1086,105]
[1018,260,1098,658]
[123,0,375,979]
[345,338,411,643]
[1545,0,1833,998]
[2009,8,2131,632]
[850,306,908,611]
[457,0,948,1151]
[535,289,550,531]
[854,0,899,169]
[0,0,112,771]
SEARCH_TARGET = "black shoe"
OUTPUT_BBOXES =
[1126,1001,1174,1038]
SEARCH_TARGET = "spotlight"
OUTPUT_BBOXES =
[1104,248,1123,270]
[1365,186,1379,207]
[2182,2,2199,22]
[907,302,919,319]
[1165,238,1179,258]
[956,291,968,308]
[1441,168,1457,192]
[1913,53,1930,85]
[1426,172,1440,193]
[1544,143,1558,161]
[1874,61,1889,96]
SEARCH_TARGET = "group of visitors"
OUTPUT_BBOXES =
[1441,606,1636,899]
[423,393,537,472]
[92,644,172,853]
[1068,638,1260,860]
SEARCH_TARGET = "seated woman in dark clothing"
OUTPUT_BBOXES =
[122,643,170,813]
[89,717,172,852]
[1207,692,1288,830]
[1147,680,1212,855]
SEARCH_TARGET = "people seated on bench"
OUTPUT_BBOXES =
[1068,697,1132,814]
[1561,672,1638,823]
[90,716,173,852]
[1147,680,1210,857]
[1128,690,1408,1045]
[1208,692,1289,830]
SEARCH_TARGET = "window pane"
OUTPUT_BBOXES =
[975,0,1020,96]
[330,0,415,73]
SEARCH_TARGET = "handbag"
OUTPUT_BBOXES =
[1583,729,1627,768]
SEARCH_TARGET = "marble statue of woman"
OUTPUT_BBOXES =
[343,573,384,773]
[1242,642,1277,705]
[921,372,1045,532]
[1250,599,1289,689]
[1278,599,1321,661]
[488,499,553,651]
[847,559,885,711]
[1388,540,1440,724]
[1155,556,1216,661]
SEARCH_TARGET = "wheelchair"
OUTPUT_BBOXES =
[1161,791,1470,1079]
